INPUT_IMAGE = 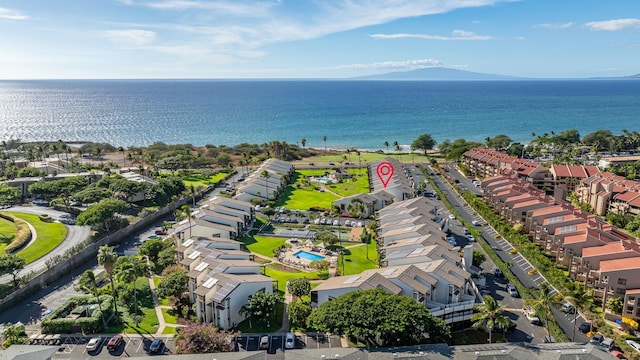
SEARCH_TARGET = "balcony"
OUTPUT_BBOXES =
[576,273,586,282]
[593,288,605,299]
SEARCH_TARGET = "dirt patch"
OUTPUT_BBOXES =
[269,263,300,273]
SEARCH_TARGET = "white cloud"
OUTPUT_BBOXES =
[371,29,492,41]
[0,7,29,20]
[585,18,640,31]
[142,0,275,17]
[533,22,573,29]
[335,58,443,71]
[102,29,157,45]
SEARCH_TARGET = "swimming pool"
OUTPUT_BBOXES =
[315,177,333,184]
[293,250,326,262]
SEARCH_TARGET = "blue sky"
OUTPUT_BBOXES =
[1,0,639,79]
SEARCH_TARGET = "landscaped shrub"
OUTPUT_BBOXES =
[38,214,52,222]
[3,216,32,253]
[317,271,330,280]
[40,294,113,334]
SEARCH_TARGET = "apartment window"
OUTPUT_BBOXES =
[616,288,626,295]
[629,296,636,303]
[310,291,318,304]
[618,278,627,285]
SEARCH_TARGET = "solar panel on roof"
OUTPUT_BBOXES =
[187,250,201,259]
[202,277,219,289]
[194,262,209,272]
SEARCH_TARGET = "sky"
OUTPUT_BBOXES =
[1,0,640,79]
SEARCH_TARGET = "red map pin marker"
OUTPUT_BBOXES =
[376,161,394,188]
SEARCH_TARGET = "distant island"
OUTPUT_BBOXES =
[353,67,522,81]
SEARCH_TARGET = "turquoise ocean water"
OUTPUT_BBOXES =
[0,79,639,150]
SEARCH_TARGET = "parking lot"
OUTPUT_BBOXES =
[234,333,342,354]
[51,335,175,359]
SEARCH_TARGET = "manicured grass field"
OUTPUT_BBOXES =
[12,213,67,263]
[161,308,177,324]
[0,217,16,253]
[162,326,178,335]
[339,241,378,276]
[275,172,339,210]
[301,151,433,164]
[235,302,284,333]
[239,235,286,258]
[265,265,319,293]
[180,171,229,188]
[122,306,159,334]
[326,173,369,197]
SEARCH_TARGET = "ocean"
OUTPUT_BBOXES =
[0,79,639,150]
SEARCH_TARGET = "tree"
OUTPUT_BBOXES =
[486,134,512,150]
[175,322,237,354]
[0,254,25,287]
[239,291,281,328]
[0,184,20,206]
[383,141,389,153]
[174,204,192,238]
[472,250,486,267]
[157,269,188,299]
[309,259,330,271]
[323,135,327,150]
[564,281,593,341]
[471,295,511,344]
[72,187,113,204]
[411,133,437,155]
[115,260,139,325]
[347,198,366,219]
[307,288,449,347]
[300,138,307,148]
[260,170,271,201]
[77,199,128,232]
[140,238,165,263]
[288,299,312,328]
[525,282,553,341]
[607,297,624,315]
[314,231,338,246]
[118,146,126,167]
[287,278,311,299]
[76,269,106,327]
[97,245,119,320]
[262,207,275,219]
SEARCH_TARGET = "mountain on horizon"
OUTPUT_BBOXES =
[353,67,522,81]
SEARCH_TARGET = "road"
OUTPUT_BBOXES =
[431,163,589,343]
[0,206,91,285]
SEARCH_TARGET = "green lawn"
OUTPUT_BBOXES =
[275,172,339,210]
[339,242,379,276]
[181,171,228,188]
[0,217,16,253]
[235,302,284,333]
[327,173,369,197]
[161,308,177,324]
[240,235,286,258]
[122,306,159,334]
[12,213,67,263]
[162,326,178,335]
[265,265,319,293]
[301,151,433,164]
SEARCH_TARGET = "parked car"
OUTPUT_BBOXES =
[587,333,603,343]
[560,302,575,314]
[333,220,339,226]
[626,340,640,354]
[86,337,102,352]
[610,350,628,359]
[524,307,541,325]
[506,283,519,297]
[601,337,615,350]
[466,235,475,242]
[149,338,165,354]
[472,220,483,226]
[493,267,504,278]
[259,335,269,350]
[285,333,295,349]
[107,335,123,352]
[448,214,456,220]
[578,322,592,334]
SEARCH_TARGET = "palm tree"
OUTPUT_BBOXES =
[97,245,119,321]
[383,141,389,153]
[525,282,553,341]
[261,170,271,201]
[323,135,327,150]
[394,141,402,162]
[471,295,511,344]
[77,269,106,327]
[301,138,307,148]
[115,260,139,326]
[118,146,126,168]
[564,281,594,341]
[175,204,193,239]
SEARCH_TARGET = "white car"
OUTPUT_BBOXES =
[472,220,483,226]
[448,214,456,220]
[285,333,295,349]
[626,340,640,354]
[466,235,475,242]
[86,337,102,352]
[357,221,363,227]
[333,220,339,226]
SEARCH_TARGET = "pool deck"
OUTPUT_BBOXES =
[277,238,338,270]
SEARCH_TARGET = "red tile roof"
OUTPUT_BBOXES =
[600,257,640,272]
[582,242,626,258]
